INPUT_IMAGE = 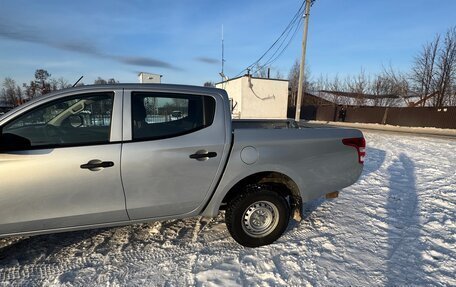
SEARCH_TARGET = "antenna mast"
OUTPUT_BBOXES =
[221,25,226,82]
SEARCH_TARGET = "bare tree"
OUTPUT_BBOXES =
[324,75,349,105]
[253,63,268,78]
[434,27,456,107]
[312,67,409,107]
[94,77,118,85]
[372,67,410,107]
[314,74,340,104]
[94,77,108,85]
[1,78,22,106]
[370,75,389,106]
[275,70,284,79]
[288,60,300,107]
[410,35,439,106]
[252,64,284,79]
[23,80,37,100]
[15,85,23,104]
[346,69,369,106]
[203,81,215,87]
[288,59,311,107]
[411,27,456,107]
[449,83,456,106]
[50,77,71,91]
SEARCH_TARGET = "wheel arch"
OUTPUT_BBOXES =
[219,171,303,220]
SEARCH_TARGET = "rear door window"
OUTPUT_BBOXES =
[131,92,215,140]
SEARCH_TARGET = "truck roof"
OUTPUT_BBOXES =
[1,84,228,121]
[51,83,225,97]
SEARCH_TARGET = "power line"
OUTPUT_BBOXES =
[238,3,304,76]
[260,1,316,71]
[250,16,303,76]
[234,1,306,78]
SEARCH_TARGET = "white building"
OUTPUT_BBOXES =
[138,72,162,84]
[216,76,289,119]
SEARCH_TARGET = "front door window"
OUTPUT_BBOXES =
[0,93,113,151]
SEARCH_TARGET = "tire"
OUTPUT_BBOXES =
[225,185,290,247]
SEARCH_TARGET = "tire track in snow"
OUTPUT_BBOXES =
[0,222,239,284]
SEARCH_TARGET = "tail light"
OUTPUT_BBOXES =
[342,137,366,164]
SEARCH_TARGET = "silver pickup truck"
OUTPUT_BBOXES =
[0,84,364,247]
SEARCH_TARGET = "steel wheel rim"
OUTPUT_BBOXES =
[241,200,279,238]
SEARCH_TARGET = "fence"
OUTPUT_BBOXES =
[288,105,456,129]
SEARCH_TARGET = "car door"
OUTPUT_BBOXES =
[121,89,228,219]
[0,90,128,235]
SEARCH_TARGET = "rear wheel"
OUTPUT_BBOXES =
[225,185,290,247]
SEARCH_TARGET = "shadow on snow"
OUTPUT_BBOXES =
[386,153,426,285]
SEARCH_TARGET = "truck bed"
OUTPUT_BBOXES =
[232,119,301,129]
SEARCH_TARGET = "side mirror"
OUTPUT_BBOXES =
[0,133,32,152]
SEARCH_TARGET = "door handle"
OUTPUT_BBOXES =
[189,151,217,161]
[80,160,114,171]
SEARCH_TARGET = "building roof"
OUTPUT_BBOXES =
[138,72,162,77]
[318,90,417,100]
[309,90,421,107]
[215,75,289,85]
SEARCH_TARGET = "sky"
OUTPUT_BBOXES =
[0,0,455,86]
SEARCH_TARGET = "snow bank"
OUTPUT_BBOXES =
[307,120,456,137]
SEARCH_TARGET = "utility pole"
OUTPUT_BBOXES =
[295,0,312,122]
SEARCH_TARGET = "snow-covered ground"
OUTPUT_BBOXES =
[0,131,455,286]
